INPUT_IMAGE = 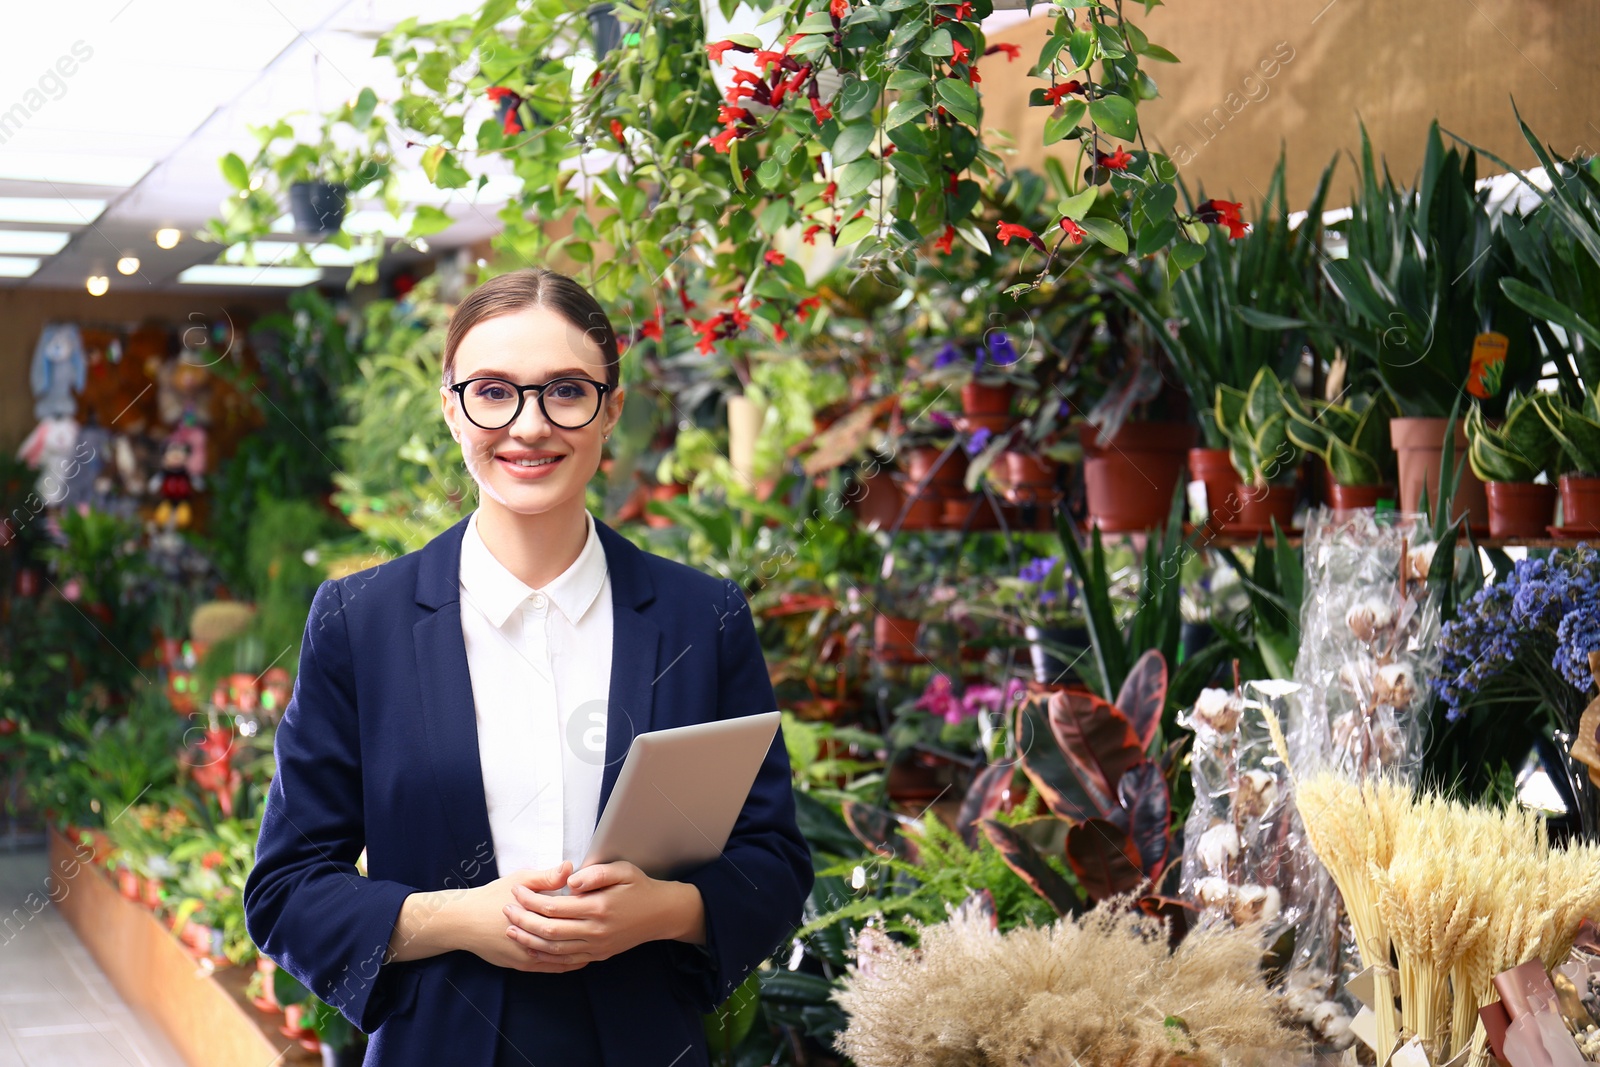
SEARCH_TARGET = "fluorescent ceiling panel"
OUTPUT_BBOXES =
[0,256,42,278]
[0,197,105,224]
[178,264,323,287]
[221,241,378,268]
[0,230,70,254]
[387,170,522,205]
[0,153,155,186]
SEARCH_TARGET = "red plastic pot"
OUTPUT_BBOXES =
[1080,421,1197,532]
[904,446,967,497]
[1002,451,1061,504]
[1560,473,1600,532]
[1486,481,1558,539]
[961,381,1014,417]
[1187,448,1237,528]
[1327,481,1396,511]
[1223,482,1298,534]
[873,615,922,662]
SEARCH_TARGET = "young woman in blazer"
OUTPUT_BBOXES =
[244,269,814,1066]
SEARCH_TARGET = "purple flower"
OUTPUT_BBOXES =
[932,342,965,369]
[960,678,1027,720]
[964,427,992,455]
[1018,555,1060,584]
[986,331,1019,366]
[1556,603,1600,692]
[928,411,954,429]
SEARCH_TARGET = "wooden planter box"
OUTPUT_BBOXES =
[48,828,316,1067]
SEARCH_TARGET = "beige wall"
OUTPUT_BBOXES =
[989,0,1596,212]
[1,290,289,453]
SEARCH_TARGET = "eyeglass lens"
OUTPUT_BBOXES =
[462,378,602,429]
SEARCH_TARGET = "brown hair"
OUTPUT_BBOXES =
[443,268,621,390]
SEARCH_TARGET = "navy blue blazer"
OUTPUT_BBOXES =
[244,513,812,1065]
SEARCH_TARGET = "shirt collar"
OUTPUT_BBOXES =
[458,509,608,628]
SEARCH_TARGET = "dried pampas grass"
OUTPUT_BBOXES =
[834,898,1306,1067]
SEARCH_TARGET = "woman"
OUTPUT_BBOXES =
[244,268,813,1066]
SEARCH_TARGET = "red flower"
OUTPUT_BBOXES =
[201,850,224,870]
[770,82,790,108]
[1042,81,1083,104]
[1196,198,1247,237]
[810,98,832,123]
[784,32,806,51]
[830,0,849,16]
[718,105,752,127]
[731,67,762,86]
[707,40,739,64]
[710,127,740,154]
[485,86,524,136]
[821,181,837,203]
[765,250,787,266]
[968,63,980,85]
[640,319,663,341]
[996,221,1035,246]
[609,119,626,144]
[951,40,970,65]
[882,143,895,157]
[1059,217,1087,244]
[773,321,789,342]
[802,224,823,245]
[729,306,752,330]
[485,87,514,102]
[755,49,786,71]
[1096,147,1134,170]
[946,0,973,18]
[934,224,957,255]
[990,43,1021,62]
[796,296,823,321]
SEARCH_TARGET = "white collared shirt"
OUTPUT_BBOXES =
[457,508,612,874]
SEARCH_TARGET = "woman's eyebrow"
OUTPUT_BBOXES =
[465,366,598,382]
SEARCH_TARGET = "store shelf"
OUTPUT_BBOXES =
[48,829,316,1067]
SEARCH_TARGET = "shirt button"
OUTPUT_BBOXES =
[530,592,547,610]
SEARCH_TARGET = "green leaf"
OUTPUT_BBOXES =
[432,150,471,189]
[1043,100,1086,145]
[935,79,980,126]
[920,27,954,56]
[889,152,930,186]
[834,157,878,199]
[886,68,926,92]
[1142,42,1180,62]
[836,214,874,246]
[1088,95,1138,140]
[1068,27,1096,69]
[407,204,454,238]
[350,87,378,131]
[885,96,928,130]
[797,11,835,32]
[1134,218,1177,257]
[1079,216,1128,254]
[831,124,876,165]
[1058,186,1097,220]
[1168,240,1205,272]
[836,78,879,121]
[729,136,746,192]
[220,152,250,191]
[756,199,792,238]
[420,144,445,183]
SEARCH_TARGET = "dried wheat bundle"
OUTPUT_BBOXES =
[834,898,1306,1067]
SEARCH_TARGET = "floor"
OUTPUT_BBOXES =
[0,848,187,1067]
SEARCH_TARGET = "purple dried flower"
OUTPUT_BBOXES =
[932,343,965,369]
[986,331,1019,366]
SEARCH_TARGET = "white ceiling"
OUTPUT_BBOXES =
[0,0,507,293]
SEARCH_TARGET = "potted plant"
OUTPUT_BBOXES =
[1284,389,1399,510]
[1465,392,1562,537]
[1320,124,1539,529]
[927,332,1036,434]
[1535,382,1600,532]
[992,555,1086,685]
[1212,367,1303,533]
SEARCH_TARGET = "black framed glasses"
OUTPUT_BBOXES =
[450,375,611,431]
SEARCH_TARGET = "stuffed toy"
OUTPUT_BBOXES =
[148,428,205,529]
[30,324,86,420]
[15,415,82,505]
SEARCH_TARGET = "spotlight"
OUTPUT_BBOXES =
[86,275,109,296]
[116,255,140,275]
[155,228,181,249]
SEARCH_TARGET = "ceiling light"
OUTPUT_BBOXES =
[221,242,378,269]
[0,197,107,225]
[117,256,141,275]
[0,154,155,187]
[0,257,42,278]
[155,228,182,249]
[0,230,70,255]
[177,265,323,287]
[86,275,109,296]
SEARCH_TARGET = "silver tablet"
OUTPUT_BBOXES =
[579,711,782,879]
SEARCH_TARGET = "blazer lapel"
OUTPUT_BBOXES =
[594,519,659,821]
[412,516,498,882]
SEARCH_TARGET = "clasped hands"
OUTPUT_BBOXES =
[479,861,706,974]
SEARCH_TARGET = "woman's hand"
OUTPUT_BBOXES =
[501,862,706,968]
[389,863,580,972]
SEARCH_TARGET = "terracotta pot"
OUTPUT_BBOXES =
[1186,447,1237,527]
[1486,481,1558,539]
[873,615,922,662]
[1002,451,1061,504]
[961,381,1014,417]
[1560,473,1600,532]
[1080,421,1198,532]
[849,469,906,531]
[117,867,140,901]
[1327,481,1396,512]
[227,672,260,713]
[904,446,967,498]
[886,749,961,805]
[941,495,1002,529]
[1389,417,1488,531]
[1224,482,1298,534]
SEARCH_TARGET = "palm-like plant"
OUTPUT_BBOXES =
[1109,156,1337,448]
[1320,123,1538,419]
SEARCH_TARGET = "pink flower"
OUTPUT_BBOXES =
[62,578,82,602]
[961,678,1026,719]
[914,674,964,724]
